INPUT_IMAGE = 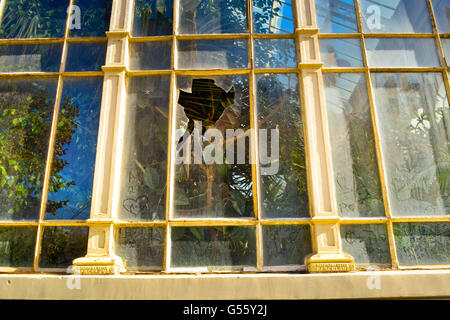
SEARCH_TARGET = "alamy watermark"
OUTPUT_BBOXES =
[366,265,382,290]
[68,5,81,30]
[366,5,383,30]
[66,265,81,290]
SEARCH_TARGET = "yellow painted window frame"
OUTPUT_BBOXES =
[0,0,448,275]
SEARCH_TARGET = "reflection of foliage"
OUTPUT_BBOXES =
[171,226,256,267]
[46,97,80,216]
[39,226,88,268]
[0,226,37,267]
[254,39,296,68]
[0,0,111,39]
[394,223,449,265]
[373,73,449,215]
[0,80,80,220]
[325,74,385,217]
[257,74,309,218]
[179,0,247,34]
[0,0,68,38]
[71,0,112,37]
[134,0,173,36]
[253,0,293,34]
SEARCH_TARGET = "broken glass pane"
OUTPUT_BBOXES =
[174,75,253,218]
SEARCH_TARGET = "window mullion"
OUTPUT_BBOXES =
[294,0,355,273]
[70,0,133,275]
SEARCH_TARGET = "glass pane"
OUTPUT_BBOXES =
[253,0,294,34]
[254,39,297,69]
[262,225,312,266]
[0,43,62,72]
[179,0,247,34]
[39,226,88,268]
[171,226,256,268]
[371,73,449,216]
[174,75,253,218]
[116,227,165,270]
[365,38,440,68]
[119,76,170,221]
[315,0,358,33]
[70,0,112,37]
[0,78,58,221]
[320,38,363,68]
[129,41,172,71]
[45,78,103,220]
[443,39,450,66]
[0,226,37,267]
[133,0,173,36]
[0,0,70,39]
[177,39,248,70]
[341,224,391,266]
[359,0,432,33]
[256,73,309,218]
[394,223,450,265]
[65,42,107,72]
[431,0,450,33]
[324,73,385,217]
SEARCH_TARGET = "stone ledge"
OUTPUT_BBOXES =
[1,270,450,300]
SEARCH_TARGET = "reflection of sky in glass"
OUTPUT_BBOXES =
[45,78,102,220]
[320,38,363,67]
[365,38,440,67]
[359,0,432,33]
[254,39,297,68]
[129,41,172,70]
[316,0,359,33]
[177,39,248,70]
[431,0,450,33]
[253,0,294,34]
[65,42,107,72]
[442,39,450,65]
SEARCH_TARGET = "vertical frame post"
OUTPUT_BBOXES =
[294,0,354,273]
[72,0,133,275]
